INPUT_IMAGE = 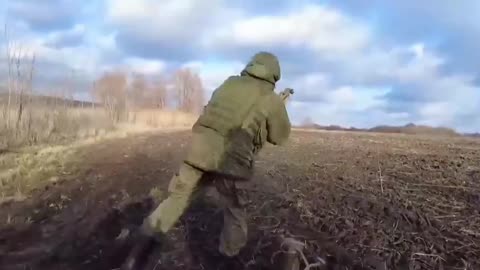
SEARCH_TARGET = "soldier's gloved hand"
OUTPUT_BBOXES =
[284,88,294,94]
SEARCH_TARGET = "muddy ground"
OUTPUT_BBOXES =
[0,130,479,270]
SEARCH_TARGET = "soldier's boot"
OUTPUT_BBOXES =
[121,163,203,269]
[219,206,248,257]
[120,223,168,270]
[120,234,156,270]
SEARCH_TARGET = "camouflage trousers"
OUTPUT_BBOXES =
[142,162,248,257]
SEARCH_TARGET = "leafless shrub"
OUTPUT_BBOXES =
[91,71,128,123]
[173,68,205,114]
[126,72,170,124]
[1,23,39,148]
[0,24,207,151]
[150,76,168,110]
[128,72,148,110]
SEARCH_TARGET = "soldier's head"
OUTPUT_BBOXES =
[241,51,281,85]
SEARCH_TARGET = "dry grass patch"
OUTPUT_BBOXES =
[0,145,79,204]
[0,109,197,202]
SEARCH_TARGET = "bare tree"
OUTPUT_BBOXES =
[173,68,205,114]
[92,71,128,123]
[90,81,97,109]
[3,23,36,132]
[129,72,147,110]
[4,23,12,128]
[16,52,35,131]
[62,69,76,109]
[24,54,35,137]
[149,75,167,109]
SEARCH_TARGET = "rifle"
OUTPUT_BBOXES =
[279,88,294,103]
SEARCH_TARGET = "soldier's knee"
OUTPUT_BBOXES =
[167,173,189,194]
[167,164,203,195]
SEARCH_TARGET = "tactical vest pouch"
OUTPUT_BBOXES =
[219,129,255,181]
[184,127,225,172]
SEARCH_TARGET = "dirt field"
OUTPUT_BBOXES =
[1,130,479,270]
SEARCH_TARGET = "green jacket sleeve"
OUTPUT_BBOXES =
[266,94,291,145]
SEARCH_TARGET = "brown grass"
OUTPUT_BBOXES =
[126,109,198,129]
[0,107,197,150]
[0,144,79,203]
[0,106,197,201]
[0,106,110,149]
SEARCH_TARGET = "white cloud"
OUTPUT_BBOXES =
[123,57,167,75]
[91,32,118,52]
[202,2,479,129]
[285,70,391,125]
[388,46,480,110]
[42,24,86,48]
[209,5,370,54]
[181,60,245,97]
[288,99,411,128]
[8,0,79,31]
[106,0,237,43]
[312,39,480,130]
[327,86,356,105]
[418,102,454,126]
[3,1,479,131]
[284,72,330,102]
[0,38,108,88]
[285,71,388,110]
[395,0,480,34]
[409,43,425,59]
[393,45,446,83]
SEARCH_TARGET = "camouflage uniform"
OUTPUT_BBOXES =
[142,52,291,257]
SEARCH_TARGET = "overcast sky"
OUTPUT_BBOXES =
[1,0,479,132]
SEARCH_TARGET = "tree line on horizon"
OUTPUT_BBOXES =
[0,24,206,148]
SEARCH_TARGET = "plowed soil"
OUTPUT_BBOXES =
[1,130,479,270]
